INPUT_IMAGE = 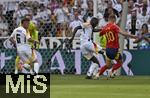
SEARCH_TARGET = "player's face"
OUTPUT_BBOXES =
[23,20,30,29]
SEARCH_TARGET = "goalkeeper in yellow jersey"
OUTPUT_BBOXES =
[15,14,40,75]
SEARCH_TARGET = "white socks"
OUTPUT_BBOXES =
[24,63,30,69]
[34,62,40,74]
[87,63,99,76]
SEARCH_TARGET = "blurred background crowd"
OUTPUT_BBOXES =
[0,0,149,49]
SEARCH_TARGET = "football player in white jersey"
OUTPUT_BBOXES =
[69,17,103,79]
[10,17,40,76]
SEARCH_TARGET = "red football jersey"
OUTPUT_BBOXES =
[100,22,120,48]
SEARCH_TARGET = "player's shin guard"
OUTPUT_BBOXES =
[112,63,122,73]
[34,63,40,74]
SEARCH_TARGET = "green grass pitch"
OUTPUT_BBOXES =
[50,75,150,98]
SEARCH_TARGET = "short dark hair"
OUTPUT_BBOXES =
[142,23,148,30]
[90,17,99,28]
[108,14,116,20]
[21,17,30,24]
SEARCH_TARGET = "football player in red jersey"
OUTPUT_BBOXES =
[95,15,137,78]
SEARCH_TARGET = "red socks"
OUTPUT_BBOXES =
[99,62,122,75]
[99,65,108,75]
[112,63,122,72]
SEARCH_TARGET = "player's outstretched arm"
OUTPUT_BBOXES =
[69,26,82,43]
[120,30,137,39]
[134,38,142,43]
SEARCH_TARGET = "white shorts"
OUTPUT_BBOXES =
[80,41,95,60]
[80,41,103,60]
[17,45,33,63]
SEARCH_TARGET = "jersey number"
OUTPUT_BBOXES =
[106,31,115,42]
[16,34,21,43]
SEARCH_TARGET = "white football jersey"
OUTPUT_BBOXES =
[80,24,93,45]
[10,26,31,49]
